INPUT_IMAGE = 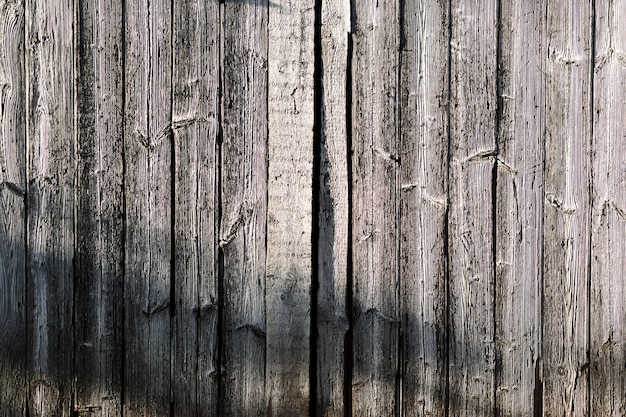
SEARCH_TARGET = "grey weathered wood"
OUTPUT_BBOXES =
[542,2,592,415]
[123,0,172,414]
[0,0,26,415]
[74,0,124,415]
[25,0,75,414]
[220,1,268,414]
[590,0,626,415]
[495,1,544,415]
[399,1,449,415]
[316,0,350,414]
[351,1,400,415]
[266,0,314,414]
[171,0,220,414]
[448,0,497,414]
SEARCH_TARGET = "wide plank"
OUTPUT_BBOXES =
[266,0,314,414]
[0,0,26,415]
[590,0,626,415]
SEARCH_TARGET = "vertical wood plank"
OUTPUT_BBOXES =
[172,0,220,414]
[220,0,268,414]
[495,1,545,415]
[266,0,314,414]
[590,0,626,414]
[316,0,350,414]
[448,0,498,414]
[351,1,400,415]
[399,1,449,415]
[123,0,172,414]
[542,2,592,415]
[25,0,76,415]
[74,0,124,414]
[0,0,26,415]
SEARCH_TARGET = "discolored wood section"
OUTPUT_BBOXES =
[171,0,220,415]
[220,0,268,414]
[542,2,593,416]
[350,1,401,415]
[447,0,498,414]
[495,1,545,415]
[122,0,172,414]
[315,0,350,414]
[74,0,124,416]
[590,0,626,415]
[0,0,26,415]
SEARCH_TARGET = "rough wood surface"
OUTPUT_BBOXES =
[220,1,268,414]
[495,1,544,415]
[171,0,220,415]
[590,0,626,415]
[266,0,314,414]
[0,0,26,415]
[399,1,449,415]
[25,0,75,415]
[350,1,400,415]
[123,0,172,414]
[74,0,124,415]
[316,0,350,414]
[448,1,498,414]
[542,2,592,416]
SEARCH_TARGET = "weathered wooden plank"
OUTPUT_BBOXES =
[266,0,314,414]
[0,0,26,415]
[123,0,172,414]
[316,0,350,414]
[495,1,545,415]
[399,1,449,415]
[220,1,268,414]
[171,0,220,414]
[74,0,124,415]
[351,1,400,415]
[590,0,626,415]
[25,0,76,414]
[542,2,592,415]
[448,1,498,414]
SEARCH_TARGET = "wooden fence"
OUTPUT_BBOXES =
[1,0,624,415]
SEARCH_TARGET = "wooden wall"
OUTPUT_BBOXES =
[0,0,624,415]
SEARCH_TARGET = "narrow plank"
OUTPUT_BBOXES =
[220,0,268,414]
[399,1,449,415]
[171,0,220,414]
[316,0,350,414]
[123,0,172,414]
[74,0,124,415]
[25,0,76,414]
[590,0,626,414]
[350,1,400,414]
[266,0,314,414]
[542,1,592,415]
[495,1,545,415]
[0,0,26,415]
[448,0,498,414]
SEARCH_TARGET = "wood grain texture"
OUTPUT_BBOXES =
[495,1,544,415]
[171,0,220,415]
[220,1,268,414]
[448,1,497,414]
[316,0,349,414]
[266,0,314,414]
[542,2,592,416]
[0,0,26,415]
[399,1,449,415]
[350,1,400,415]
[25,0,76,415]
[74,0,124,415]
[123,0,172,414]
[590,0,626,415]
